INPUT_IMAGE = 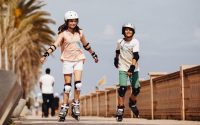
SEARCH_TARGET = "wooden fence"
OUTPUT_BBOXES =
[78,65,200,120]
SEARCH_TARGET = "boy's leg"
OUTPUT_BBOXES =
[129,71,140,118]
[116,105,125,121]
[118,71,128,106]
[116,71,128,121]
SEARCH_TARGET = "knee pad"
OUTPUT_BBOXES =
[118,86,127,97]
[75,81,82,90]
[132,87,140,96]
[64,84,71,93]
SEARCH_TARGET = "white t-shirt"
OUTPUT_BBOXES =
[116,37,140,72]
[39,74,55,94]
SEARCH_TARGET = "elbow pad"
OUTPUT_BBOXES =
[83,43,91,51]
[133,52,139,61]
[116,50,120,54]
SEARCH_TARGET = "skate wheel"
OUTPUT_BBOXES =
[72,113,80,121]
[74,115,80,121]
[58,119,64,122]
[116,116,123,122]
[58,117,65,122]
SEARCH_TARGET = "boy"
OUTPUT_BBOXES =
[114,23,140,121]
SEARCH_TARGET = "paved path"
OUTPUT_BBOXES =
[13,116,200,125]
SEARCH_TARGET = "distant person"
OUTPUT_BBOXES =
[40,10,98,121]
[53,93,60,115]
[114,23,140,121]
[39,68,55,117]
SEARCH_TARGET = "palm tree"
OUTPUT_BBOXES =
[0,0,18,70]
[0,0,55,98]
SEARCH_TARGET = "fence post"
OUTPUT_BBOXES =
[180,66,185,120]
[105,90,108,117]
[96,91,100,116]
[90,93,96,116]
[90,94,92,116]
[85,96,87,116]
[148,72,167,120]
[180,65,197,120]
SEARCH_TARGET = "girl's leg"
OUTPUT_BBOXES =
[59,61,73,121]
[63,74,72,104]
[59,74,72,120]
[71,70,82,119]
[74,70,82,101]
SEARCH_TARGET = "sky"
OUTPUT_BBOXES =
[35,0,200,96]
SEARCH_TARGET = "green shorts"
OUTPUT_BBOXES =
[119,71,140,88]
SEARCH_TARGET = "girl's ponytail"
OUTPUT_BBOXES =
[58,23,67,34]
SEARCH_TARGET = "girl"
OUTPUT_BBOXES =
[114,23,140,121]
[40,10,98,121]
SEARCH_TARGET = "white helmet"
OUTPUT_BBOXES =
[64,11,79,21]
[122,23,135,30]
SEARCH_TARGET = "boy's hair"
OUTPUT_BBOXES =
[46,68,50,74]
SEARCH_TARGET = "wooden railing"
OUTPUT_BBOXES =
[76,65,200,120]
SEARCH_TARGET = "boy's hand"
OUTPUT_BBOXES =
[127,65,135,76]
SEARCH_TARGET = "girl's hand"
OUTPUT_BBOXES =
[40,56,46,63]
[94,56,98,63]
[91,52,98,63]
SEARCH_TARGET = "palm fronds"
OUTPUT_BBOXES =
[0,0,55,98]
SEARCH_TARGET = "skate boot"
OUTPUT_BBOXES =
[58,104,69,122]
[71,100,80,121]
[129,98,139,118]
[115,105,124,122]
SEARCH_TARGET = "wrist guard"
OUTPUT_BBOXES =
[91,52,98,59]
[43,51,49,57]
[128,65,135,73]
